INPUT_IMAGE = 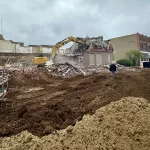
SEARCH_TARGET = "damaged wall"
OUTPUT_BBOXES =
[83,52,113,66]
[0,40,16,53]
[54,55,79,65]
[16,44,32,53]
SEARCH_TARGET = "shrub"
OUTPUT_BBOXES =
[116,59,133,66]
[126,50,143,66]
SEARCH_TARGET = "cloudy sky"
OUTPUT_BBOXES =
[0,0,150,46]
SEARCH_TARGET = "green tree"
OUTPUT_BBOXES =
[126,50,143,66]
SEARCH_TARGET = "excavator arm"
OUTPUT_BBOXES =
[51,36,85,59]
[33,36,85,67]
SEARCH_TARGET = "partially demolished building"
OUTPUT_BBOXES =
[65,36,114,66]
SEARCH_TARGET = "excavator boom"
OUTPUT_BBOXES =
[51,36,85,59]
[33,36,85,67]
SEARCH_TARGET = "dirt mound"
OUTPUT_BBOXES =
[0,69,150,137]
[9,69,60,86]
[0,97,150,150]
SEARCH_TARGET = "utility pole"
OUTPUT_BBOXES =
[1,17,2,34]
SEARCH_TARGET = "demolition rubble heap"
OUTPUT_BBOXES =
[47,62,85,77]
[0,97,150,150]
[47,63,138,77]
[69,36,112,53]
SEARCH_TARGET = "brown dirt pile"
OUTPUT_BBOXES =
[0,69,150,137]
[0,97,150,150]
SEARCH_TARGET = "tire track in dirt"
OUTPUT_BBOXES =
[0,69,150,137]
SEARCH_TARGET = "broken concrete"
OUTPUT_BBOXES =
[47,62,85,77]
[68,36,113,54]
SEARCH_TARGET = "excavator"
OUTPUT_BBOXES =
[33,36,85,67]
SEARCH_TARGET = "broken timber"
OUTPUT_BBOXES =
[0,68,8,100]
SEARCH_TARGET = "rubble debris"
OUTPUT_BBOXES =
[3,60,139,77]
[68,36,113,54]
[47,62,85,77]
[0,68,9,100]
[1,97,150,150]
[45,61,138,77]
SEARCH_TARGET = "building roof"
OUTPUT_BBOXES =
[10,40,24,46]
[108,33,138,41]
[29,45,53,48]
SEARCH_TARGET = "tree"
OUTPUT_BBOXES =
[126,50,143,66]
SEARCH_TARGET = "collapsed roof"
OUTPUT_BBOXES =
[68,36,113,54]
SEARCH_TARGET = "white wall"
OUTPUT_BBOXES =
[43,47,52,53]
[16,44,32,53]
[83,53,114,66]
[0,40,15,53]
[0,40,33,53]
[0,39,66,55]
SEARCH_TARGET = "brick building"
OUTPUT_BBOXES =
[109,33,150,60]
[109,33,150,67]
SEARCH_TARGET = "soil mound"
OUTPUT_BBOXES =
[0,97,150,150]
[0,69,150,137]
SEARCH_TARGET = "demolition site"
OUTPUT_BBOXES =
[0,34,150,150]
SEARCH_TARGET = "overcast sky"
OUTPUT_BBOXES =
[0,0,150,46]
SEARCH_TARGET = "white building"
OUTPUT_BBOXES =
[140,51,150,68]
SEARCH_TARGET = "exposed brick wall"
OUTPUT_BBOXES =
[136,33,140,50]
[139,34,150,52]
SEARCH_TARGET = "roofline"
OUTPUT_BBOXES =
[108,33,140,41]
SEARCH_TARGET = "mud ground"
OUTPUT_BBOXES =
[0,69,150,137]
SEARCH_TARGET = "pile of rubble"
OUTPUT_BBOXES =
[44,62,138,77]
[4,61,36,71]
[46,62,134,77]
[47,62,86,77]
[116,64,138,72]
[81,65,109,75]
[2,60,138,77]
[69,36,113,53]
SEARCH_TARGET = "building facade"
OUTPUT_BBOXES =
[0,34,54,55]
[109,33,150,67]
[83,52,113,67]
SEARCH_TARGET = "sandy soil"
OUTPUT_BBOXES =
[0,97,150,150]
